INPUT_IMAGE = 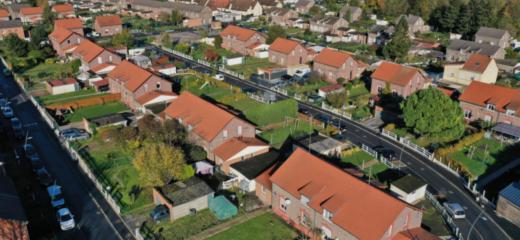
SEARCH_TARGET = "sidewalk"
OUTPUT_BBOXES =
[189,208,269,240]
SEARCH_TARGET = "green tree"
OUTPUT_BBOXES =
[455,5,472,37]
[30,23,51,48]
[133,143,187,186]
[381,0,409,18]
[42,4,55,26]
[308,6,322,17]
[214,35,223,48]
[383,18,411,61]
[189,145,207,162]
[111,29,134,47]
[160,32,171,48]
[266,25,287,44]
[1,34,29,58]
[174,43,190,54]
[171,10,183,26]
[401,87,465,144]
[326,92,347,108]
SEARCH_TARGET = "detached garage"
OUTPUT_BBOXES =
[390,175,427,204]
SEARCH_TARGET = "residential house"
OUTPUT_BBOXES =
[446,39,505,62]
[220,25,266,56]
[313,48,366,84]
[49,27,84,57]
[229,151,280,192]
[207,0,231,10]
[269,38,308,67]
[135,90,177,112]
[496,182,520,227]
[0,20,24,40]
[459,81,520,127]
[0,175,29,240]
[389,175,427,204]
[228,0,263,17]
[397,14,429,34]
[72,40,122,71]
[130,0,212,24]
[318,84,344,98]
[54,18,84,35]
[163,92,256,159]
[474,27,511,49]
[442,54,498,87]
[94,15,122,36]
[152,176,214,221]
[0,8,10,21]
[295,0,314,14]
[370,61,430,98]
[52,3,75,18]
[46,78,80,95]
[7,3,31,20]
[266,8,298,27]
[495,59,520,74]
[212,137,270,174]
[19,6,43,24]
[309,16,349,34]
[270,148,424,239]
[339,5,362,22]
[107,60,173,110]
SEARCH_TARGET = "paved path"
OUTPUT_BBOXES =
[189,208,268,240]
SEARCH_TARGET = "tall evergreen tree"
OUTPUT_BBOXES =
[383,18,411,61]
[455,5,472,38]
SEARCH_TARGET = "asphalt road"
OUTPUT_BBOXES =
[151,45,520,240]
[0,66,134,240]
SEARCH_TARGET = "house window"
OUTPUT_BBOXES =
[144,84,148,92]
[280,197,290,212]
[109,55,113,62]
[261,185,266,194]
[388,225,393,237]
[300,212,310,227]
[237,126,242,135]
[484,115,492,122]
[323,209,333,222]
[506,109,515,116]
[156,82,161,89]
[464,110,472,119]
[377,86,383,93]
[391,89,398,95]
[321,226,333,240]
[223,130,228,138]
[486,104,496,111]
[67,39,70,44]
[300,195,310,205]
[97,57,102,64]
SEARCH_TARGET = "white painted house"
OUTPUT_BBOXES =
[228,151,280,192]
[390,175,427,204]
[46,78,80,95]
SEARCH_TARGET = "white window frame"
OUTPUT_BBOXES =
[323,209,333,222]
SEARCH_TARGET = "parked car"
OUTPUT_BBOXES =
[31,157,46,172]
[150,204,169,223]
[23,143,38,159]
[2,106,14,118]
[56,208,75,231]
[60,128,90,141]
[10,117,23,138]
[443,202,466,219]
[47,184,66,208]
[213,74,224,81]
[0,96,8,110]
[36,167,53,186]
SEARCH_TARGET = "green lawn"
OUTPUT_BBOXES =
[341,150,388,180]
[416,200,451,236]
[192,44,234,61]
[22,60,79,81]
[38,88,108,106]
[348,84,370,99]
[207,212,297,240]
[150,209,220,240]
[259,121,315,149]
[450,138,520,177]
[285,81,329,96]
[227,57,278,79]
[65,102,129,122]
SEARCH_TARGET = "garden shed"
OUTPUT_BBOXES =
[209,195,237,220]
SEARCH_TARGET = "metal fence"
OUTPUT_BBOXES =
[425,191,464,240]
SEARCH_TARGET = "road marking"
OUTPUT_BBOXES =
[164,47,511,240]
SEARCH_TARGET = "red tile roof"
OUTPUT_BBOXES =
[314,48,353,68]
[107,60,154,92]
[220,25,257,42]
[255,164,276,190]
[270,148,415,240]
[163,92,242,142]
[49,27,75,43]
[371,61,423,86]
[52,3,74,13]
[462,54,492,73]
[92,79,109,87]
[95,15,122,27]
[459,81,520,115]
[48,78,77,87]
[213,137,267,160]
[136,90,177,105]
[392,228,440,240]
[54,18,83,30]
[208,0,230,10]
[319,84,343,93]
[20,7,43,15]
[269,38,301,54]
[0,9,9,18]
[73,40,105,62]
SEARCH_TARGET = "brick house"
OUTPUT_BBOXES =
[228,0,263,17]
[269,38,308,67]
[220,25,266,56]
[19,7,43,24]
[339,6,362,22]
[370,61,430,98]
[0,8,10,21]
[266,8,298,27]
[107,60,173,110]
[309,16,348,34]
[270,148,424,240]
[163,92,256,160]
[295,0,314,14]
[0,175,29,240]
[130,0,212,24]
[52,3,75,18]
[54,18,84,35]
[49,27,84,57]
[474,27,511,49]
[94,15,123,37]
[0,20,24,40]
[496,182,520,227]
[313,48,366,84]
[72,40,122,71]
[446,39,505,62]
[443,53,498,86]
[397,14,430,35]
[212,137,270,174]
[459,81,520,127]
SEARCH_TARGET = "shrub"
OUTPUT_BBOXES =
[384,123,396,131]
[342,147,361,157]
[435,131,485,160]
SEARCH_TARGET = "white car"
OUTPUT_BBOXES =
[213,74,224,81]
[2,106,14,118]
[443,202,466,219]
[47,184,65,208]
[57,208,75,231]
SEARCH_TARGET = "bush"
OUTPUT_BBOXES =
[384,123,396,131]
[435,131,485,160]
[189,145,207,161]
[342,147,361,157]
